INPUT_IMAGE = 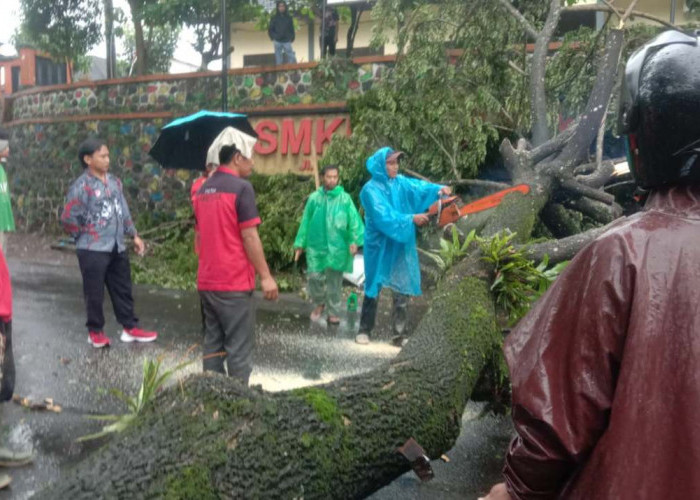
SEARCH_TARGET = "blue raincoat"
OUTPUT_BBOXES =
[360,147,443,298]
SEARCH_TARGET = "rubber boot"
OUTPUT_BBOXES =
[356,296,378,344]
[391,294,409,347]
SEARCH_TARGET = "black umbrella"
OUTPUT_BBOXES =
[149,110,258,170]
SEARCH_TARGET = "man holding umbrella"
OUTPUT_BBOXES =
[192,128,278,385]
[150,111,278,383]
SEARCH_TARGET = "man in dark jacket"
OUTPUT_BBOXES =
[481,30,700,500]
[320,7,339,58]
[268,1,296,65]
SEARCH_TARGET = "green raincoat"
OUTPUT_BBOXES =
[0,165,14,232]
[294,185,364,273]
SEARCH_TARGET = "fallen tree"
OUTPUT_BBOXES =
[41,0,663,497]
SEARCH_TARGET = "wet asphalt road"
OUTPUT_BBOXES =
[0,255,511,499]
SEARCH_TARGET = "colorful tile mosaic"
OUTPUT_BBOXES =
[2,59,394,230]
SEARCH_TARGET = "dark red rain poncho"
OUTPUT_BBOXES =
[503,184,700,499]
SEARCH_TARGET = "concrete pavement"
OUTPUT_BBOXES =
[0,248,511,499]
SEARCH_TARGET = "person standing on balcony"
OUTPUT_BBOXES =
[269,1,297,65]
[320,7,340,58]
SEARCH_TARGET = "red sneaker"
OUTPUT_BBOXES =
[120,327,158,343]
[88,331,110,348]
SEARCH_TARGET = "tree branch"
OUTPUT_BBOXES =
[595,104,608,168]
[565,4,676,29]
[521,224,611,263]
[574,160,616,189]
[495,0,537,40]
[499,138,530,180]
[566,196,622,224]
[558,178,616,205]
[530,0,563,146]
[553,29,624,171]
[508,60,527,77]
[619,0,641,26]
[540,203,584,239]
[425,129,461,180]
[600,0,622,18]
[529,121,578,164]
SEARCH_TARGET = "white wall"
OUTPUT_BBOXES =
[595,0,691,24]
[230,10,397,68]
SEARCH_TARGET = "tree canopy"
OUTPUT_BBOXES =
[18,0,102,73]
[145,0,262,70]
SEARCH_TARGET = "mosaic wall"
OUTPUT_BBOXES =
[9,62,390,121]
[6,118,192,231]
[2,60,393,230]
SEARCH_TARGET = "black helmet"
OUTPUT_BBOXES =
[618,30,700,189]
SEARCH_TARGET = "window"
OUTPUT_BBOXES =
[555,10,597,36]
[243,53,277,67]
[35,56,67,86]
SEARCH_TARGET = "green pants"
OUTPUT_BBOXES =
[308,269,343,317]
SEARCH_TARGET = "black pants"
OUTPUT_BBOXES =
[321,36,336,58]
[0,320,14,402]
[200,290,255,385]
[359,291,408,337]
[77,246,138,332]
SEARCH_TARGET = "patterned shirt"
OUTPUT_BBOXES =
[61,171,137,252]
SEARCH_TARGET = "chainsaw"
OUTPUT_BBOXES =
[426,184,530,227]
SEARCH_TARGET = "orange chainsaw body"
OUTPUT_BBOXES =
[427,184,531,227]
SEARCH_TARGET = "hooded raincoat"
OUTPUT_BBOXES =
[360,147,443,298]
[294,185,364,273]
[502,184,700,499]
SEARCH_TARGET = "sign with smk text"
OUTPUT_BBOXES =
[251,114,351,174]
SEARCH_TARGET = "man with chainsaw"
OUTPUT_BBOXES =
[293,164,364,325]
[480,30,700,500]
[356,147,450,346]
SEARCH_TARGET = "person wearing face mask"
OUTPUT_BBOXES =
[355,147,451,346]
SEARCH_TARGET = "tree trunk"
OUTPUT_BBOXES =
[346,6,362,58]
[104,0,116,79]
[530,0,562,146]
[37,256,502,499]
[128,0,148,76]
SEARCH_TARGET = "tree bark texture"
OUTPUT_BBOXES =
[128,0,148,76]
[38,257,501,499]
[530,0,562,147]
[346,6,362,58]
[104,0,116,79]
